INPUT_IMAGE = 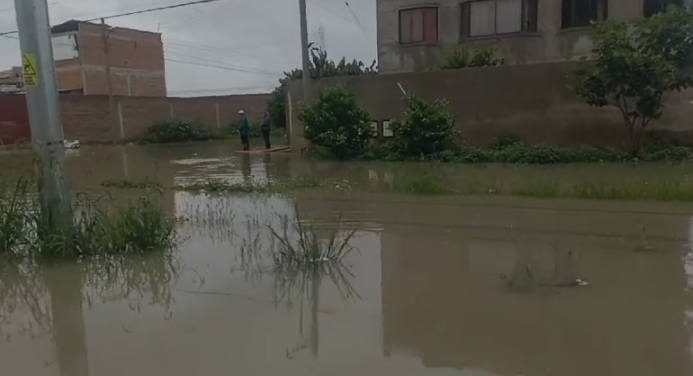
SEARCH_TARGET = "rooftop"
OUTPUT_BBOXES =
[50,19,162,36]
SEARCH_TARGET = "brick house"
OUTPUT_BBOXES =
[376,0,683,72]
[0,20,167,96]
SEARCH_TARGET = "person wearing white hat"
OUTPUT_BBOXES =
[238,109,250,151]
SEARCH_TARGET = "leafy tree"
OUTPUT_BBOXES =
[298,86,372,159]
[389,94,458,157]
[267,44,377,129]
[438,47,504,70]
[573,6,693,154]
[638,5,693,89]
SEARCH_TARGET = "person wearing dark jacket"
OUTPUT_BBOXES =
[260,112,271,149]
[238,110,250,151]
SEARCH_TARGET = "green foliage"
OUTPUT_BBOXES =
[438,47,504,70]
[298,86,373,160]
[573,6,693,154]
[389,94,458,157]
[365,134,693,164]
[0,178,176,261]
[269,204,357,268]
[267,44,378,129]
[137,119,220,144]
[638,5,693,89]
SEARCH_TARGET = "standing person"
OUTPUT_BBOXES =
[238,110,250,151]
[260,112,271,149]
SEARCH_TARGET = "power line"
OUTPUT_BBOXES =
[1,32,282,79]
[0,0,226,36]
[168,85,273,94]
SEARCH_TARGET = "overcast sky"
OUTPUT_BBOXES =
[0,0,376,96]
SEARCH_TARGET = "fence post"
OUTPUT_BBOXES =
[117,100,125,140]
[287,92,293,146]
[215,102,220,128]
[169,102,174,118]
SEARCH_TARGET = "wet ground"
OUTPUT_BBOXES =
[1,141,693,376]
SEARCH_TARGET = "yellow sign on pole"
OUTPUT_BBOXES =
[22,54,38,87]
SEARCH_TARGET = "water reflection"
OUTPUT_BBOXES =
[0,252,180,375]
[45,265,88,376]
[4,143,693,375]
[240,153,251,182]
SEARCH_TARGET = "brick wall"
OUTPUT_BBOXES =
[288,62,693,147]
[0,95,31,145]
[77,22,166,97]
[0,93,271,144]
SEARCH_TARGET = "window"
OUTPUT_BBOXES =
[370,121,379,137]
[461,0,538,38]
[399,7,439,44]
[561,0,608,29]
[382,120,394,138]
[643,0,682,17]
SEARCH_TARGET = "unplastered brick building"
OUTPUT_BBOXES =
[51,20,166,96]
[1,20,167,96]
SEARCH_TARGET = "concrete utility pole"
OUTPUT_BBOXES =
[14,0,72,227]
[100,18,117,131]
[298,0,311,102]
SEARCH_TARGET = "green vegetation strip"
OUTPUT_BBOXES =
[97,173,693,202]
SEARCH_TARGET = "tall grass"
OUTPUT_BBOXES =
[268,205,357,267]
[0,177,177,261]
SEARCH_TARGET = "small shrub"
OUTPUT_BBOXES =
[269,206,357,267]
[438,47,504,70]
[137,119,220,144]
[299,86,373,159]
[389,94,458,157]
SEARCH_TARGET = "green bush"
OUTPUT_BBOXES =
[267,45,378,129]
[438,47,504,70]
[137,119,220,144]
[299,86,372,160]
[389,94,459,157]
[361,131,693,164]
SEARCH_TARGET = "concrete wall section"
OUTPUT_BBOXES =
[288,62,693,147]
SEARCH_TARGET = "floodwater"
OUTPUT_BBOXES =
[1,141,693,376]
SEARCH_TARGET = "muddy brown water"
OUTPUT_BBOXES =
[1,141,693,376]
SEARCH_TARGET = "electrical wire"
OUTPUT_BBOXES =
[168,85,273,95]
[0,0,227,36]
[0,33,283,79]
[163,0,245,31]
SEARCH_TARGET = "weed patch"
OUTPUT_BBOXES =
[0,177,177,261]
[269,205,357,267]
[101,179,163,190]
[174,176,324,194]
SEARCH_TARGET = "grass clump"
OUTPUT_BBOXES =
[268,206,357,267]
[136,119,221,144]
[174,176,324,194]
[0,177,177,261]
[391,173,450,195]
[101,179,163,190]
